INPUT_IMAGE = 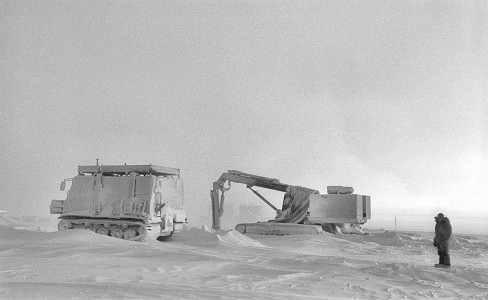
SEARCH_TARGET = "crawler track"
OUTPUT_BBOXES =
[57,218,147,241]
[235,222,324,235]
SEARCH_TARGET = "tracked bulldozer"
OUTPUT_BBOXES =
[50,163,188,241]
[211,170,371,235]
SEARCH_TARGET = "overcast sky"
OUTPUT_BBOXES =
[1,0,487,233]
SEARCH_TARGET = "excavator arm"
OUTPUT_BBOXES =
[211,170,290,230]
[210,170,371,235]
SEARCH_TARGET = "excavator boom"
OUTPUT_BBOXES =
[211,170,289,230]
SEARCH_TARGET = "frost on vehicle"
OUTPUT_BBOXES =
[211,170,371,235]
[50,164,188,241]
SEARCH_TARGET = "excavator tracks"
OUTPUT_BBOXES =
[235,222,324,235]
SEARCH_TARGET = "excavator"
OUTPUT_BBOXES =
[211,170,371,235]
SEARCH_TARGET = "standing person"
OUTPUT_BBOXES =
[433,213,452,268]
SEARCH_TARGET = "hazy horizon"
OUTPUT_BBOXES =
[1,1,487,235]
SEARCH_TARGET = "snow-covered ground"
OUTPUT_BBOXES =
[1,223,487,299]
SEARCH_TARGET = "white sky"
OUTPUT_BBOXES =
[1,1,487,233]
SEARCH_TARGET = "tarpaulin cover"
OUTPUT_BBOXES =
[271,186,318,224]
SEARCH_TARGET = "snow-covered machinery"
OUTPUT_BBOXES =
[211,170,371,235]
[50,164,188,241]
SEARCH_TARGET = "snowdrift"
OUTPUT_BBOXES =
[1,225,487,299]
[168,225,266,247]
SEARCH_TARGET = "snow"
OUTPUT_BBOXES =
[1,223,487,299]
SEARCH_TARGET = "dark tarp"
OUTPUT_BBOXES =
[271,186,318,224]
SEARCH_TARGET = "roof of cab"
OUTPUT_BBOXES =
[78,164,180,176]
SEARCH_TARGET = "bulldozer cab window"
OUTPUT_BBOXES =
[69,177,93,196]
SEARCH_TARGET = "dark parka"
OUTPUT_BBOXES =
[434,216,452,252]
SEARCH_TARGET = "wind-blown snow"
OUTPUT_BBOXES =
[1,224,487,299]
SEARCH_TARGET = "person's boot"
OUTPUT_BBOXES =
[443,255,451,267]
[434,252,445,267]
